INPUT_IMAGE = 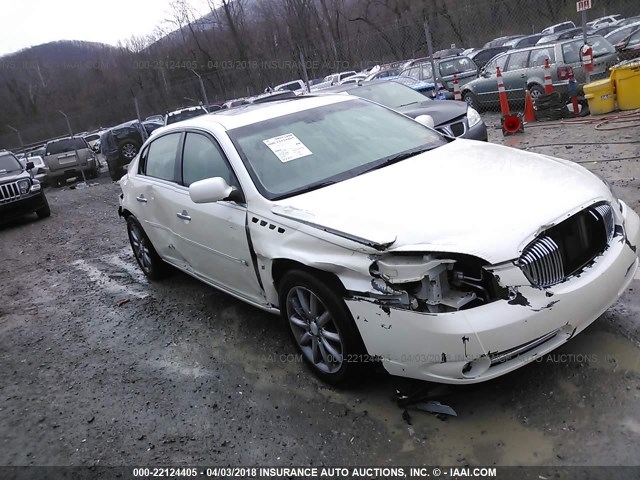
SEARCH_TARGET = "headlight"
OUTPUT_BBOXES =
[467,107,482,128]
[17,179,31,194]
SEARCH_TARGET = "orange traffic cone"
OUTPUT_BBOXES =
[496,67,524,135]
[496,67,510,116]
[544,58,554,94]
[524,90,536,123]
[453,74,462,101]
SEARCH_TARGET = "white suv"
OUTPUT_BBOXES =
[118,95,640,386]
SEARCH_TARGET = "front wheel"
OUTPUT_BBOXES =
[108,162,125,181]
[36,195,51,218]
[463,91,480,110]
[279,270,368,385]
[126,216,168,280]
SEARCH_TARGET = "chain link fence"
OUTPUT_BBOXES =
[1,0,638,150]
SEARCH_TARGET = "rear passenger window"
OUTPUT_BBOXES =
[529,48,556,67]
[145,133,181,182]
[505,51,530,71]
[182,133,236,187]
[404,67,420,80]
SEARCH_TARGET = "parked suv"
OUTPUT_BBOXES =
[44,137,99,187]
[462,36,618,110]
[0,150,50,221]
[541,21,576,34]
[100,120,163,181]
[400,55,478,91]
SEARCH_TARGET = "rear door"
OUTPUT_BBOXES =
[130,131,187,266]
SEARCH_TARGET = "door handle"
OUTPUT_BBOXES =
[176,211,191,221]
[520,74,526,78]
[136,194,147,203]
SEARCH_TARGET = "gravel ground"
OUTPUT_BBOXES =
[1,113,639,473]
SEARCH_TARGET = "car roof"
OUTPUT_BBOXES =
[168,106,206,115]
[155,95,354,132]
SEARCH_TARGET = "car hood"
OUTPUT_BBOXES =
[397,100,467,125]
[271,140,611,263]
[0,170,29,183]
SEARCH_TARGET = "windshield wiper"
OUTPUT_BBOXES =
[363,144,440,173]
[279,180,337,199]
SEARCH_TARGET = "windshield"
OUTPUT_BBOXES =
[166,107,207,125]
[606,24,640,44]
[438,57,476,76]
[45,138,88,155]
[348,82,429,108]
[228,99,444,200]
[0,153,23,175]
[562,36,615,63]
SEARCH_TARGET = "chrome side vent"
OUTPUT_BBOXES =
[593,203,615,243]
[519,236,565,288]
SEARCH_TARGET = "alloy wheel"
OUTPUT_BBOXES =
[286,287,344,374]
[129,223,152,273]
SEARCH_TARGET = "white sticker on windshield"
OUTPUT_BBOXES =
[263,133,312,163]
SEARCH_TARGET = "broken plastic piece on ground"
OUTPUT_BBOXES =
[75,182,88,189]
[116,299,130,307]
[414,401,458,417]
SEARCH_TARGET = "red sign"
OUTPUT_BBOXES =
[577,0,592,12]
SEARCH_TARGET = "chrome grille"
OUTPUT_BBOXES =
[518,202,617,288]
[593,203,615,243]
[436,118,468,137]
[519,236,565,288]
[0,181,21,203]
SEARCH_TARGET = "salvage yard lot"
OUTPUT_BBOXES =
[1,114,640,469]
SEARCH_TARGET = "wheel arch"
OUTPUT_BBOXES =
[271,258,348,299]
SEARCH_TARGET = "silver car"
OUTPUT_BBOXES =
[461,36,618,110]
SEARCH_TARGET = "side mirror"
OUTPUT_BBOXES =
[414,114,435,129]
[189,177,235,204]
[26,161,34,171]
[481,70,491,78]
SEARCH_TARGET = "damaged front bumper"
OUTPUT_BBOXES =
[346,201,640,384]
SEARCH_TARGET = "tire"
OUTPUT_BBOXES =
[463,91,480,110]
[528,84,545,100]
[126,216,168,280]
[36,195,51,219]
[108,162,125,181]
[118,140,140,162]
[278,269,368,386]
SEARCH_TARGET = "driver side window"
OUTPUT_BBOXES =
[181,132,237,188]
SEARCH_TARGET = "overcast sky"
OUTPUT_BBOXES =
[0,0,211,56]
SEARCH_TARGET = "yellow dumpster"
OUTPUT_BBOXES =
[583,79,616,115]
[610,61,640,111]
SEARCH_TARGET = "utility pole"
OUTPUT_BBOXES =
[423,19,439,92]
[58,110,88,185]
[189,69,209,107]
[6,125,24,149]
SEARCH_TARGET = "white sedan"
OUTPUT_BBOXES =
[118,95,640,385]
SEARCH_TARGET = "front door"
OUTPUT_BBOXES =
[171,131,265,304]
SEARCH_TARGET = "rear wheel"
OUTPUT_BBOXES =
[529,84,545,100]
[279,270,368,386]
[127,216,168,280]
[118,140,140,162]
